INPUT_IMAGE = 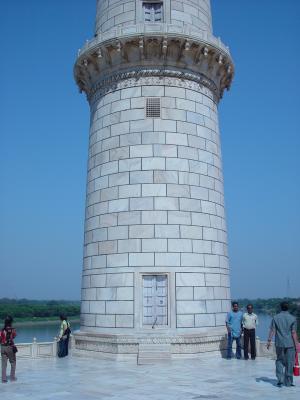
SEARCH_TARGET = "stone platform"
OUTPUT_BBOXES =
[1,355,299,400]
[73,331,227,361]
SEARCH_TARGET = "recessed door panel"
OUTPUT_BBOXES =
[142,275,168,327]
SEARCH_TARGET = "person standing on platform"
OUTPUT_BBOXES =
[242,304,258,360]
[1,316,17,383]
[267,301,299,387]
[57,315,71,358]
[226,302,243,360]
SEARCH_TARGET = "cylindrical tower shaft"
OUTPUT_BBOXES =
[74,0,234,359]
[95,0,213,35]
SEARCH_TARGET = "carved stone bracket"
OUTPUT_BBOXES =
[74,34,234,102]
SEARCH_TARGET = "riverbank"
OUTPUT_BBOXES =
[14,314,272,343]
[0,299,80,324]
[14,317,80,328]
[237,297,300,315]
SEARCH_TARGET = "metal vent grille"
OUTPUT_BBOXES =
[146,97,161,118]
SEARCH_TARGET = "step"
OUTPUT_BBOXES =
[137,343,171,365]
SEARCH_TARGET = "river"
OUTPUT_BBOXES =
[14,321,80,343]
[14,314,272,343]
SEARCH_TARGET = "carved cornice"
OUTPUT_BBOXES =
[74,34,234,102]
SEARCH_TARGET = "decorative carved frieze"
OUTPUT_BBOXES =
[88,68,218,104]
[74,34,234,102]
[74,332,227,355]
[74,332,225,345]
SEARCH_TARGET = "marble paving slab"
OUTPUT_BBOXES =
[1,354,299,400]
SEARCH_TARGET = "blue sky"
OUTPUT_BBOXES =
[0,0,299,300]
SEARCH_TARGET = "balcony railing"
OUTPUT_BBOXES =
[16,335,75,359]
[77,23,230,58]
[15,335,276,359]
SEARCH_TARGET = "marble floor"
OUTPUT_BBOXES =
[1,355,299,400]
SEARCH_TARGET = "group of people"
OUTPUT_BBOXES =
[1,302,299,387]
[226,301,299,387]
[1,314,71,383]
[226,302,258,360]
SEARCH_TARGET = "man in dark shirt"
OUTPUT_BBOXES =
[267,301,299,387]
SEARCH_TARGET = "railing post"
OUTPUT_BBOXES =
[256,336,260,357]
[70,334,75,356]
[32,337,38,358]
[53,337,58,357]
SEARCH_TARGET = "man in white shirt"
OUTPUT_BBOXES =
[242,304,258,360]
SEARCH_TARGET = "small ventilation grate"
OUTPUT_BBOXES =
[146,97,161,118]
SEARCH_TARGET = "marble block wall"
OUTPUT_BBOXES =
[95,0,212,34]
[80,78,231,332]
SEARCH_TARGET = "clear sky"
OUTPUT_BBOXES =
[1,0,299,300]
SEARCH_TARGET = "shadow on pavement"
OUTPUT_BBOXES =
[256,377,278,386]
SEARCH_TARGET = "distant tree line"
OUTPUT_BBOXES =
[0,298,80,321]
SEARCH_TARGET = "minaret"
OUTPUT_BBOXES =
[74,0,234,360]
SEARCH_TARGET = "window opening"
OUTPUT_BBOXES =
[143,2,163,23]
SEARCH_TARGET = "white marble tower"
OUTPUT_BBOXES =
[74,0,234,360]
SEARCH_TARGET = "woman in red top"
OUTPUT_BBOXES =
[1,316,17,383]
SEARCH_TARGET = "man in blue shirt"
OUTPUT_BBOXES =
[226,301,243,359]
